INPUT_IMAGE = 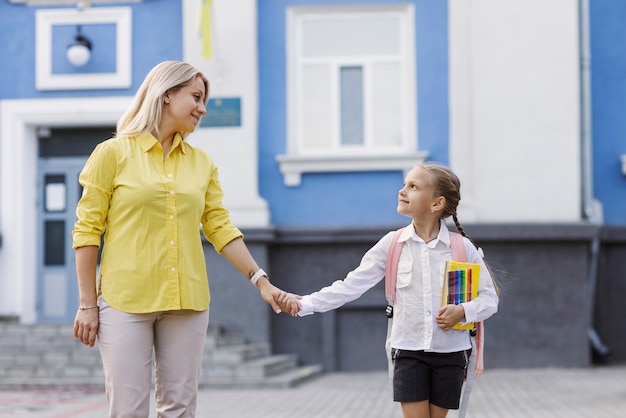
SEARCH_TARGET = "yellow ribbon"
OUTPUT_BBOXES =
[198,0,213,60]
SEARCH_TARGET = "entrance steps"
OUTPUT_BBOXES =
[0,321,321,389]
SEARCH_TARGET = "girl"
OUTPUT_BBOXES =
[289,162,499,418]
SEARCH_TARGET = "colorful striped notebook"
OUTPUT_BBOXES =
[441,260,481,330]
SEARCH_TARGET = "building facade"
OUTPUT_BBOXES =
[0,0,625,370]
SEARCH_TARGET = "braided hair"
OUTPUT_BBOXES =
[419,162,467,235]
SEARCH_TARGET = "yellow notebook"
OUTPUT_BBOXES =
[441,260,481,330]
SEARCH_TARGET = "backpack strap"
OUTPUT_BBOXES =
[449,231,466,261]
[448,232,485,418]
[384,229,405,306]
[449,231,485,373]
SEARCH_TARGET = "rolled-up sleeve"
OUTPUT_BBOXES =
[72,142,116,249]
[200,164,242,253]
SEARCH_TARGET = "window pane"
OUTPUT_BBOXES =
[302,64,332,150]
[302,17,399,57]
[39,126,113,157]
[43,271,67,317]
[45,221,65,266]
[372,63,402,147]
[45,174,66,212]
[340,66,364,146]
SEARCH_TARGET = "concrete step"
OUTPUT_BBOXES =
[200,364,323,389]
[235,353,298,378]
[0,322,322,389]
[207,341,271,365]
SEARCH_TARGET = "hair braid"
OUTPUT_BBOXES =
[453,214,468,239]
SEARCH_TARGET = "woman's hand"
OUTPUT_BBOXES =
[73,308,99,347]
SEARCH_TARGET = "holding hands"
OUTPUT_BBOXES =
[275,292,301,316]
[254,276,301,316]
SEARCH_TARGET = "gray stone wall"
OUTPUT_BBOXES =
[595,226,626,363]
[202,229,274,344]
[206,223,626,371]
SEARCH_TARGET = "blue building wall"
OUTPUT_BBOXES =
[590,0,626,226]
[0,0,182,100]
[1,0,623,226]
[258,0,448,227]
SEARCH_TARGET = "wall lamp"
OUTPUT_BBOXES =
[66,25,92,67]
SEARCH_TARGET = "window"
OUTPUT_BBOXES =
[35,7,132,90]
[278,4,426,186]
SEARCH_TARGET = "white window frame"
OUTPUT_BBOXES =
[35,7,132,90]
[278,4,427,186]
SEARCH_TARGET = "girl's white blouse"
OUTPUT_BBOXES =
[298,221,499,353]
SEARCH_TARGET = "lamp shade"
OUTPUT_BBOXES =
[66,33,92,67]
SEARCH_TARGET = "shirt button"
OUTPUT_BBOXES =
[425,288,431,294]
[168,174,173,178]
[169,215,174,220]
[426,310,431,316]
[171,267,176,272]
[169,190,175,195]
[170,240,175,245]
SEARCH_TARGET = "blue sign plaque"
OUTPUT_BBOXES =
[200,97,241,128]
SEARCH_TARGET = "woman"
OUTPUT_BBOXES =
[72,61,286,417]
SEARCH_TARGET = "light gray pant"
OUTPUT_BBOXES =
[98,296,210,418]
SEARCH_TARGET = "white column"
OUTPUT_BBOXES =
[182,0,269,227]
[449,0,581,223]
[0,97,130,323]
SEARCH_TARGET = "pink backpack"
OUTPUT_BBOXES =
[384,229,485,378]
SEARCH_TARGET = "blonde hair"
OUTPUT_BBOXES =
[116,61,209,139]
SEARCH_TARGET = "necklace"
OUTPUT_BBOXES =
[412,222,439,243]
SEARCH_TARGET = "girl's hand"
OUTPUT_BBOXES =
[276,292,302,317]
[435,304,466,331]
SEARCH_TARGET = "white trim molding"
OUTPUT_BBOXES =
[35,7,132,90]
[621,155,626,176]
[0,97,131,322]
[281,4,420,187]
[11,0,141,4]
[276,152,429,186]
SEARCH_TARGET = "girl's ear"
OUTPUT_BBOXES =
[432,196,446,213]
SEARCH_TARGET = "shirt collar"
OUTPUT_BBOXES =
[137,132,187,155]
[398,219,452,248]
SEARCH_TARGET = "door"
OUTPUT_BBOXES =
[36,127,113,323]
[38,158,86,322]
